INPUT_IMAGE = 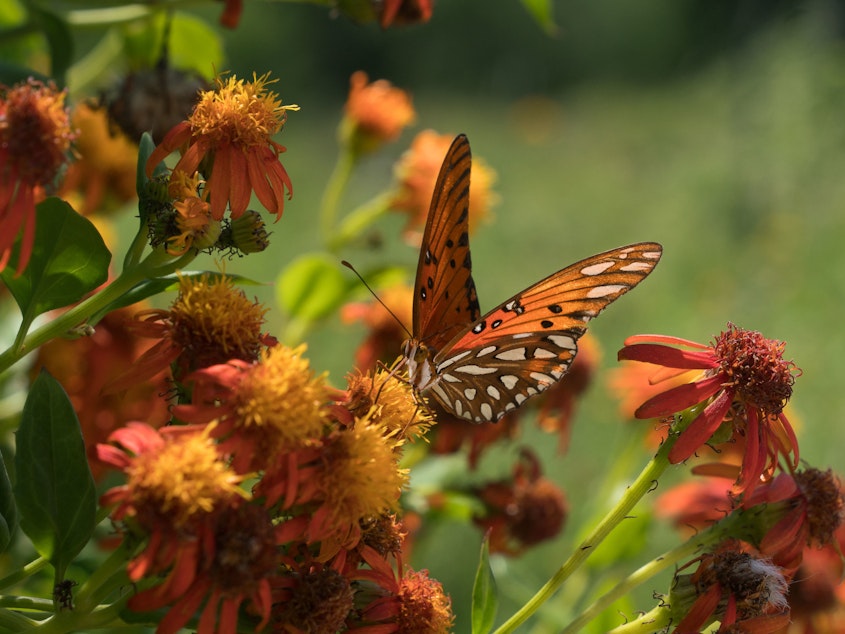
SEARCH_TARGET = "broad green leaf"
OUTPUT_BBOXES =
[14,370,96,580]
[29,6,73,86]
[122,12,221,80]
[1,198,111,345]
[471,535,498,634]
[520,0,558,35]
[0,454,18,552]
[277,254,349,322]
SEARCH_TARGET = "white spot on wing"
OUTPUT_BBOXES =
[587,284,627,299]
[477,346,497,357]
[644,251,661,259]
[580,261,615,276]
[620,261,652,272]
[515,393,527,405]
[437,350,472,369]
[464,388,477,400]
[432,384,450,404]
[513,333,533,339]
[533,347,556,359]
[505,402,516,412]
[455,364,498,375]
[442,374,460,383]
[495,348,526,361]
[547,335,576,350]
[500,375,518,389]
[486,385,501,400]
[480,403,493,420]
[454,399,463,416]
[530,372,553,384]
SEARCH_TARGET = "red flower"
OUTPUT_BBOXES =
[618,324,800,494]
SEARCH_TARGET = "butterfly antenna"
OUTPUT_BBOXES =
[341,260,413,339]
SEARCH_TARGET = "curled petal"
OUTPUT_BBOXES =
[635,374,726,419]
[668,387,734,463]
[618,343,720,369]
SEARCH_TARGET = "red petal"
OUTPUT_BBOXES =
[227,149,250,217]
[618,343,719,369]
[208,147,231,220]
[145,122,192,176]
[247,151,278,215]
[668,387,733,463]
[635,374,725,418]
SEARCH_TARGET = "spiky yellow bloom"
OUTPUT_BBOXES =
[98,423,245,531]
[165,171,219,254]
[174,344,328,473]
[146,72,298,220]
[342,368,432,442]
[105,273,274,393]
[308,418,408,553]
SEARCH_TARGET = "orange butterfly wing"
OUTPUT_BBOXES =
[412,134,480,352]
[428,243,663,422]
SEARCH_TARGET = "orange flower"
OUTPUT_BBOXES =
[618,325,801,494]
[352,545,453,633]
[59,103,136,215]
[341,283,413,371]
[146,73,298,220]
[379,0,433,27]
[105,273,275,392]
[392,129,496,244]
[343,72,415,151]
[32,307,170,480]
[0,79,75,272]
[217,0,243,28]
[472,449,568,555]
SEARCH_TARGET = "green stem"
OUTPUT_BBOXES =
[606,605,672,634]
[561,528,716,633]
[492,441,675,634]
[0,557,49,592]
[74,539,135,613]
[328,190,395,252]
[0,246,195,375]
[320,144,357,246]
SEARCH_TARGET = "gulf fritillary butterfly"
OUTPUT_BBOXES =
[401,134,662,423]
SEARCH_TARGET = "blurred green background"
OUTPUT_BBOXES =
[39,0,845,630]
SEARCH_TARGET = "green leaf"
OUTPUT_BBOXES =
[29,6,73,86]
[0,454,18,552]
[520,0,558,35]
[13,370,96,581]
[471,535,498,634]
[277,254,350,323]
[121,12,222,80]
[1,198,111,347]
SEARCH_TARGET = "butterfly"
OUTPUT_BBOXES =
[401,134,662,423]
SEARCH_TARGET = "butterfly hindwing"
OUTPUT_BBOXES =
[413,134,481,352]
[429,242,663,422]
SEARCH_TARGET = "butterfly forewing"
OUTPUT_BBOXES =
[412,134,481,351]
[405,134,662,424]
[430,243,663,422]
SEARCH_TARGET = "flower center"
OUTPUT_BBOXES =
[713,324,798,415]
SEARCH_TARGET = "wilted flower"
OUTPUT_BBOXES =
[618,325,800,494]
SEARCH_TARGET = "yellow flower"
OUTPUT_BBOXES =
[146,72,298,220]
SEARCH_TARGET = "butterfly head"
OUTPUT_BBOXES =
[401,337,439,393]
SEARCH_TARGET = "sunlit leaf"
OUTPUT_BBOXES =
[277,254,350,322]
[520,0,558,35]
[471,535,498,634]
[14,370,96,581]
[1,198,111,348]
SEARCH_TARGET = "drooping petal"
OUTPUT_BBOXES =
[227,147,251,217]
[635,373,726,419]
[145,122,192,177]
[618,343,720,370]
[668,387,734,463]
[207,146,232,220]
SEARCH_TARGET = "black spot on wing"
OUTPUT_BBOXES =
[548,304,562,314]
[541,320,553,329]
